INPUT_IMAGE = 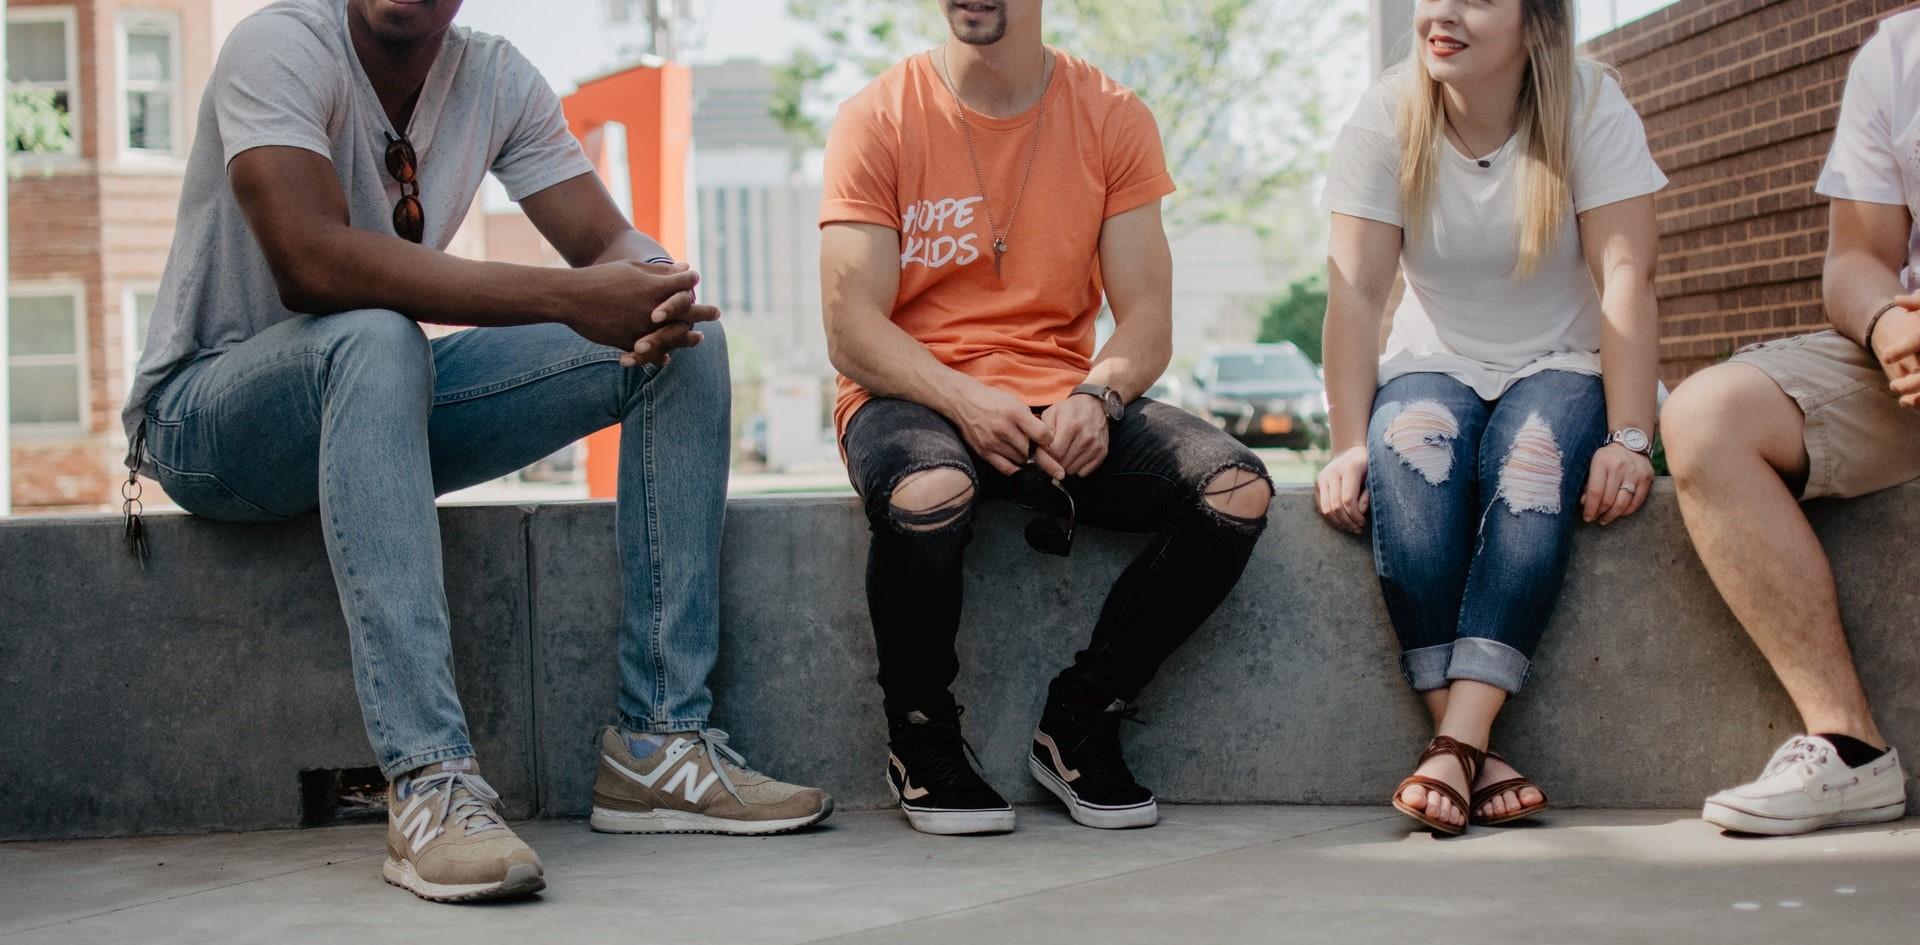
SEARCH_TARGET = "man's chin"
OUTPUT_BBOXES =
[948,14,1007,46]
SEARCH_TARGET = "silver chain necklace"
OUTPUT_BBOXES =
[934,45,1052,279]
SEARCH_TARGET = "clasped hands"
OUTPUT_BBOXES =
[944,379,1110,480]
[565,259,721,368]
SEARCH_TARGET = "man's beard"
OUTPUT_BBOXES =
[947,6,1008,45]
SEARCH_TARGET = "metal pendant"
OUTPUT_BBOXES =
[994,238,1008,278]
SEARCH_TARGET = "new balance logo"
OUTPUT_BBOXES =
[890,754,930,800]
[605,738,721,805]
[397,795,443,854]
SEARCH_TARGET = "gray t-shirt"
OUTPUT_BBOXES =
[122,0,595,440]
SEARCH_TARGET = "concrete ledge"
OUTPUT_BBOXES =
[4,483,1918,840]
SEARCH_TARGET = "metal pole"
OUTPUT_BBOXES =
[1369,0,1414,76]
[2,13,14,517]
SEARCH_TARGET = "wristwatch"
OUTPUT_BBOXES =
[1604,427,1652,457]
[1071,384,1125,423]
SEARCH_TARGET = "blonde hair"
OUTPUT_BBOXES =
[1396,0,1591,279]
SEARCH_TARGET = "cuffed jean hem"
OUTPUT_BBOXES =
[381,744,476,781]
[620,716,712,735]
[1444,637,1532,694]
[1400,643,1454,692]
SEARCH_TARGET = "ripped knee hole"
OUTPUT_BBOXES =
[1384,401,1460,485]
[1496,413,1563,514]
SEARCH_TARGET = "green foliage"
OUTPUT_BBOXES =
[7,86,71,155]
[773,0,1361,233]
[1257,272,1328,363]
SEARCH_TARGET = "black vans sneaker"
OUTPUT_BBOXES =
[885,705,1016,835]
[1029,695,1159,829]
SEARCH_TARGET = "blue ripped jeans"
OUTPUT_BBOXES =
[1366,370,1606,694]
[141,311,730,777]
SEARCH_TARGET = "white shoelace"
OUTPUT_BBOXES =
[694,728,755,803]
[1763,736,1834,780]
[399,772,505,845]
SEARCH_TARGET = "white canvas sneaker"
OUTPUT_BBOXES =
[1703,735,1907,835]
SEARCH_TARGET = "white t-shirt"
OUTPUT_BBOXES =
[123,0,596,439]
[1817,9,1920,288]
[1320,67,1667,399]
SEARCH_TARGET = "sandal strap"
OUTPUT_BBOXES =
[1471,777,1545,809]
[1417,736,1484,785]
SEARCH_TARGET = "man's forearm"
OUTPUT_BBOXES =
[593,228,673,266]
[287,225,577,327]
[829,308,975,414]
[1826,250,1909,350]
[1084,316,1169,402]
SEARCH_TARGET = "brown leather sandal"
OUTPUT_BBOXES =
[1471,750,1549,825]
[1392,736,1483,836]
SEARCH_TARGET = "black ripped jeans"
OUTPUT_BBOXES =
[843,396,1273,716]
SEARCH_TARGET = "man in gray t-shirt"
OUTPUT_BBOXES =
[124,0,830,903]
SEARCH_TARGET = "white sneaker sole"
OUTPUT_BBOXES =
[588,799,833,836]
[1029,756,1159,829]
[887,779,1016,835]
[382,858,545,903]
[1702,799,1906,836]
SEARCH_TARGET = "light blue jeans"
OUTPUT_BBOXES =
[140,311,729,777]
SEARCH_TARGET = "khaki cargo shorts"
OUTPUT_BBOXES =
[1729,329,1920,500]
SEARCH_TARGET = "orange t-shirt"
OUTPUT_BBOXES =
[820,47,1176,439]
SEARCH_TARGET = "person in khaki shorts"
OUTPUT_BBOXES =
[1659,10,1920,836]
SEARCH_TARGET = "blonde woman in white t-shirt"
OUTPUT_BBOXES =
[1314,0,1666,835]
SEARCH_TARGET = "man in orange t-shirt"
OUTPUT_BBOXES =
[820,0,1273,837]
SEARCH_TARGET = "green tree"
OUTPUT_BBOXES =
[1257,272,1327,363]
[7,87,71,156]
[772,0,1361,234]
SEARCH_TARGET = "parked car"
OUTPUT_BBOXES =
[1191,343,1328,449]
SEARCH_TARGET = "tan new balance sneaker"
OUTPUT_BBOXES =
[383,763,545,903]
[590,726,832,835]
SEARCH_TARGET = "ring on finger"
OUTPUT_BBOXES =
[1619,483,1637,495]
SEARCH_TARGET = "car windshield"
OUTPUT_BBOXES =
[1213,350,1316,384]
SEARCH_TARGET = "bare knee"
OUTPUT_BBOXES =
[887,467,976,531]
[1663,364,1806,488]
[1203,466,1273,520]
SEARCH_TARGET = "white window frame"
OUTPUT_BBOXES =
[117,10,184,160]
[122,284,160,396]
[6,6,82,159]
[8,280,91,437]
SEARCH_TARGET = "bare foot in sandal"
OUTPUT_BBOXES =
[1472,750,1548,823]
[1393,736,1481,834]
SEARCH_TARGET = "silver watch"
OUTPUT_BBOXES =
[1604,427,1652,457]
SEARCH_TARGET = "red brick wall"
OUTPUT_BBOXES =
[1586,0,1920,384]
[7,0,224,510]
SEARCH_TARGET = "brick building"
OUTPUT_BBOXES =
[5,0,275,509]
[1587,0,1920,383]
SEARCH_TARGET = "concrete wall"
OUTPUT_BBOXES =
[4,485,1918,841]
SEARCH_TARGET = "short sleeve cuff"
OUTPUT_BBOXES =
[819,197,898,229]
[1572,171,1668,214]
[502,155,598,203]
[1322,198,1403,228]
[1815,173,1909,207]
[1103,173,1176,220]
[223,135,333,168]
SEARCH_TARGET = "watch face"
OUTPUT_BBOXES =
[1103,390,1124,421]
[1617,429,1650,452]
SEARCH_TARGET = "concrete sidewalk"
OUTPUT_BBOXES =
[3,806,1916,945]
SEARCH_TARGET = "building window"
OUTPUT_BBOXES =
[120,13,182,156]
[8,286,89,431]
[6,6,81,156]
[123,287,160,387]
[1579,0,1686,41]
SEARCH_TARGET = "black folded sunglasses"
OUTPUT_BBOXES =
[1016,463,1075,556]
